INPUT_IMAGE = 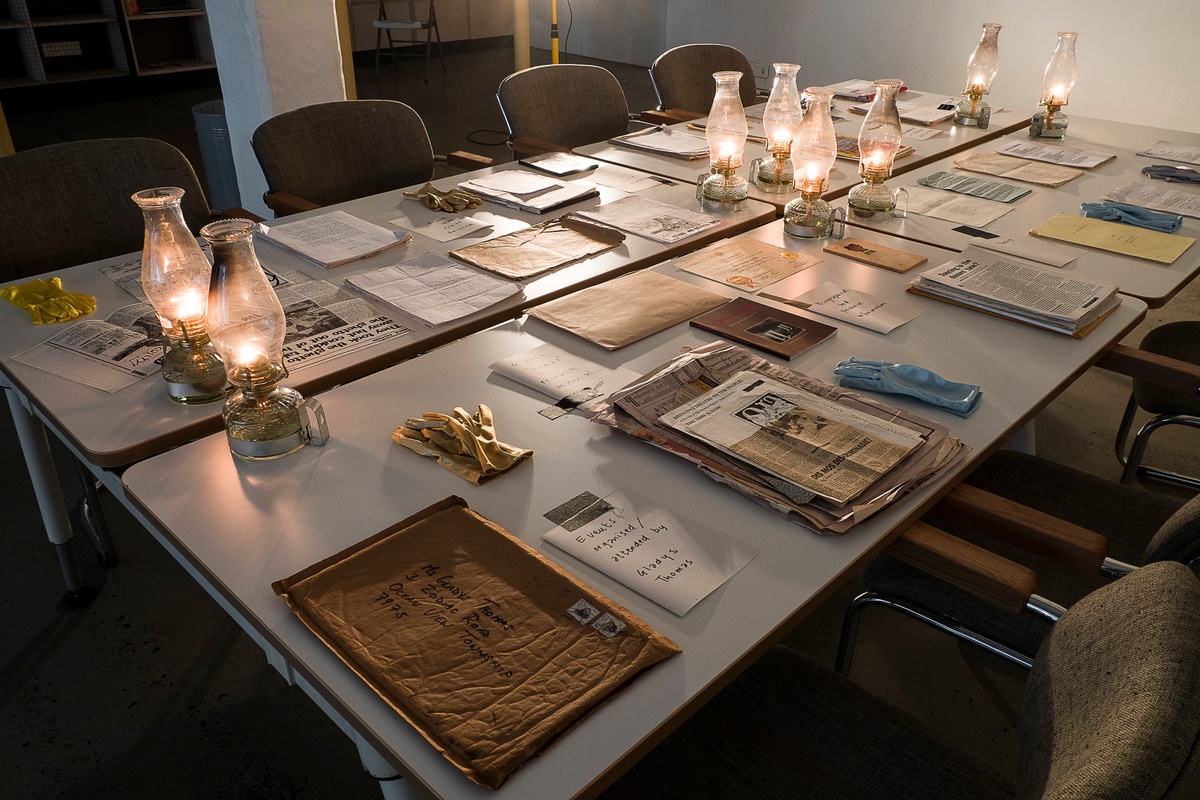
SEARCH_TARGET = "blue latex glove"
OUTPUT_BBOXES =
[834,358,982,418]
[1079,201,1183,233]
[1141,164,1200,184]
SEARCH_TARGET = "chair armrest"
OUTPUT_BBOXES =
[1095,343,1200,395]
[263,191,321,218]
[934,484,1109,574]
[888,522,1038,614]
[510,136,569,158]
[442,150,500,170]
[638,108,703,125]
[215,207,266,223]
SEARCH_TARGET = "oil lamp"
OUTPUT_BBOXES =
[783,86,844,239]
[955,23,1001,128]
[1030,32,1078,139]
[697,70,749,208]
[202,219,328,460]
[750,63,802,193]
[846,79,908,219]
[132,187,227,404]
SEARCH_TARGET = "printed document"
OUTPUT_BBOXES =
[953,152,1083,187]
[345,251,521,327]
[1030,213,1195,265]
[13,308,163,392]
[661,371,922,505]
[490,342,640,416]
[609,127,710,159]
[995,140,1115,169]
[772,282,922,334]
[672,237,820,291]
[542,490,757,616]
[259,210,412,268]
[917,171,1030,203]
[850,100,954,126]
[1102,181,1200,219]
[904,185,1013,226]
[276,276,413,367]
[1138,140,1200,166]
[969,235,1087,268]
[575,195,719,244]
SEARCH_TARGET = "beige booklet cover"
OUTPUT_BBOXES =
[449,214,625,280]
[1030,213,1196,265]
[528,270,729,349]
[273,496,679,789]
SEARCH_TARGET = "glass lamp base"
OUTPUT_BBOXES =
[953,99,991,129]
[1029,110,1068,139]
[783,197,843,239]
[847,181,902,220]
[751,158,796,194]
[697,171,749,210]
[161,338,228,404]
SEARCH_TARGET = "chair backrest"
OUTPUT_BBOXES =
[649,43,758,114]
[1016,560,1200,799]
[251,99,435,207]
[496,64,630,151]
[0,137,210,281]
[1143,492,1200,564]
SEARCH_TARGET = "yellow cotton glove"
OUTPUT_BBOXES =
[393,404,532,484]
[402,182,482,212]
[1,277,97,324]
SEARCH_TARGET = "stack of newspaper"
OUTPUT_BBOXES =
[909,246,1120,336]
[592,342,966,534]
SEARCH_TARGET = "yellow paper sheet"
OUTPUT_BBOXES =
[1029,213,1195,265]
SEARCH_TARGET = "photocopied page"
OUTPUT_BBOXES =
[542,490,758,616]
[904,185,1013,226]
[489,342,641,418]
[259,210,412,268]
[1138,140,1200,166]
[953,152,1083,187]
[767,282,923,334]
[672,237,821,291]
[1103,181,1200,219]
[995,140,1116,169]
[575,195,720,244]
[916,171,1030,203]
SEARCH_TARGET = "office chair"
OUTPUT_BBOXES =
[0,136,237,587]
[647,43,760,122]
[604,560,1200,800]
[1114,320,1200,489]
[835,449,1200,674]
[496,64,643,159]
[373,0,445,83]
[0,137,214,281]
[252,99,492,217]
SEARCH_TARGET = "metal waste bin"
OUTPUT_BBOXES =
[192,99,241,212]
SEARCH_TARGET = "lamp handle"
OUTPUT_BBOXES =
[300,397,329,448]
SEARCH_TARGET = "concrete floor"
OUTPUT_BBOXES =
[2,43,1198,800]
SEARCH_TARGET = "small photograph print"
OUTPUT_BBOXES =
[592,612,626,638]
[747,317,806,344]
[568,599,601,625]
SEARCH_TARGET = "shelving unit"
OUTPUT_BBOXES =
[120,0,215,76]
[1,0,129,88]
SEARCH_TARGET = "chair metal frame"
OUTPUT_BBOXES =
[373,0,445,82]
[1115,397,1200,489]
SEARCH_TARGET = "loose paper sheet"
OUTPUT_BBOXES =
[1030,213,1195,265]
[953,152,1084,187]
[672,238,820,291]
[575,195,720,244]
[345,251,522,327]
[13,317,160,392]
[542,490,757,616]
[393,214,494,243]
[1102,181,1200,219]
[850,99,954,126]
[588,164,673,193]
[970,235,1087,267]
[917,171,1030,203]
[902,124,943,141]
[995,140,1116,169]
[449,215,623,279]
[609,127,710,159]
[489,342,641,416]
[458,171,598,214]
[277,277,413,368]
[463,170,565,196]
[1138,140,1200,166]
[904,185,1013,226]
[528,270,729,349]
[259,210,411,267]
[774,282,922,333]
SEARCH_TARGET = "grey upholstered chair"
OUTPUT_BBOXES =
[837,449,1200,673]
[605,561,1200,799]
[0,137,212,281]
[251,99,437,217]
[648,43,759,116]
[1114,320,1200,488]
[496,64,639,158]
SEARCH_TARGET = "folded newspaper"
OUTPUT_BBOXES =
[908,246,1120,336]
[591,342,967,534]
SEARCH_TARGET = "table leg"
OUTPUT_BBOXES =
[355,737,423,800]
[5,388,96,608]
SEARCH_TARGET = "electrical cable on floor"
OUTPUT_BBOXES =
[467,129,509,147]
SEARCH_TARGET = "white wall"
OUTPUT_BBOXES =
[536,0,1200,134]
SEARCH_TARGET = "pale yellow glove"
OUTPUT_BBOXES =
[393,404,532,484]
[1,277,97,324]
[402,182,482,212]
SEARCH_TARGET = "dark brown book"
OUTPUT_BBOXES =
[690,297,837,359]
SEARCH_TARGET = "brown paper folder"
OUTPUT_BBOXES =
[273,496,679,789]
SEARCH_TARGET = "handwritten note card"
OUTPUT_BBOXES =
[770,282,922,334]
[543,491,757,616]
